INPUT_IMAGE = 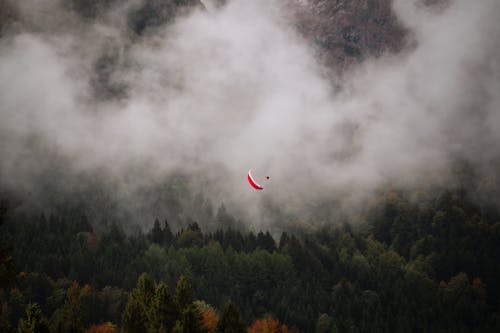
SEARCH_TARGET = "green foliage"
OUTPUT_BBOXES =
[17,303,50,333]
[171,321,183,333]
[1,301,13,333]
[179,304,205,333]
[215,301,246,333]
[177,223,204,248]
[51,282,88,333]
[316,313,336,333]
[0,199,15,290]
[122,274,201,333]
[150,219,163,246]
[121,291,147,333]
[122,273,155,333]
[175,275,193,312]
[149,282,178,333]
[0,186,500,332]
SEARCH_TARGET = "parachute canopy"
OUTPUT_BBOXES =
[247,170,264,190]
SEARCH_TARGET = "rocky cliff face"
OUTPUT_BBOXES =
[0,1,17,36]
[127,0,205,35]
[0,0,413,76]
[290,0,408,70]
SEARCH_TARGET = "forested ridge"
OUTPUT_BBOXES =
[1,0,500,332]
[1,185,500,332]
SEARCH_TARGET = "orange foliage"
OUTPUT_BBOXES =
[85,322,116,333]
[201,307,219,333]
[68,281,91,299]
[472,277,486,289]
[248,316,290,333]
[82,284,92,294]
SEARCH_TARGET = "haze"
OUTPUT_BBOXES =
[1,0,499,229]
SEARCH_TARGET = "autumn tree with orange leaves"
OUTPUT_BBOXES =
[248,316,290,333]
[195,300,219,333]
[84,322,116,333]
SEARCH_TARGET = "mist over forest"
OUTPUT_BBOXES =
[1,0,500,332]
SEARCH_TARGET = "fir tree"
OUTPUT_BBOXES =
[148,282,179,333]
[175,276,193,312]
[122,273,155,333]
[17,303,50,333]
[150,219,163,245]
[214,301,246,333]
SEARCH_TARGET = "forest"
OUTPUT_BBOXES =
[1,0,500,332]
[1,182,500,332]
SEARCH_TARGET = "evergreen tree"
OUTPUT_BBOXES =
[17,303,50,333]
[122,273,155,333]
[177,224,203,248]
[107,222,125,244]
[171,321,183,333]
[216,203,236,229]
[122,293,147,333]
[136,273,156,306]
[0,200,15,289]
[316,313,336,333]
[245,232,257,252]
[256,231,276,252]
[148,282,178,333]
[150,219,163,246]
[0,237,14,289]
[279,232,290,250]
[175,276,193,312]
[52,282,88,333]
[163,219,174,246]
[215,301,245,333]
[0,302,12,333]
[180,304,205,333]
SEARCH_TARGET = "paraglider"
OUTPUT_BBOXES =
[247,170,265,190]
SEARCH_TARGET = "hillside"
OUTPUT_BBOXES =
[1,0,500,332]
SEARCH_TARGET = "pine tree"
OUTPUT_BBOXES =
[150,219,163,245]
[0,200,15,289]
[163,219,174,246]
[175,276,193,312]
[0,302,12,333]
[256,232,276,252]
[122,273,155,333]
[148,282,179,333]
[136,273,156,306]
[279,232,290,250]
[122,293,147,333]
[17,303,50,333]
[180,304,205,333]
[107,222,125,244]
[53,282,88,333]
[215,301,246,333]
[171,321,183,333]
[216,203,236,229]
[245,232,257,252]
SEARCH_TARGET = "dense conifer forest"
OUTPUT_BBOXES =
[2,0,500,332]
[1,183,500,332]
